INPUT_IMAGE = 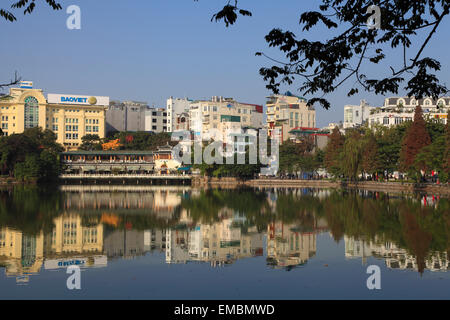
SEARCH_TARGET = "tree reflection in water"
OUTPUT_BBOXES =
[0,186,448,280]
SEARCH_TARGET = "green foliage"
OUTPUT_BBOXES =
[79,134,103,151]
[323,114,447,181]
[0,128,62,182]
[113,132,174,150]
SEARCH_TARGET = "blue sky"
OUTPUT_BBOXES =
[1,0,449,127]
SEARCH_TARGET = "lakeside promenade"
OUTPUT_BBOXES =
[1,175,449,196]
[192,177,450,196]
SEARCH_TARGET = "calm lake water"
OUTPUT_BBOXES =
[0,185,448,300]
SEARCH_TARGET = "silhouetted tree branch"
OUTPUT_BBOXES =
[208,0,450,109]
[1,1,62,90]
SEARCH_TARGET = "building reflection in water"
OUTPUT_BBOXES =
[0,186,448,284]
[345,236,450,272]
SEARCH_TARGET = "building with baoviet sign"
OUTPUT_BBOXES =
[0,84,108,150]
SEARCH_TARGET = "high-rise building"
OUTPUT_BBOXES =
[0,86,108,150]
[166,97,191,132]
[106,100,148,134]
[266,92,316,142]
[189,96,263,142]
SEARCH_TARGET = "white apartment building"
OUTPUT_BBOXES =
[189,96,264,143]
[166,97,191,132]
[368,96,450,128]
[343,100,375,129]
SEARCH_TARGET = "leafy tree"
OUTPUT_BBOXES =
[208,1,449,109]
[110,132,174,150]
[361,130,381,176]
[375,122,410,174]
[414,135,445,179]
[79,134,103,151]
[22,127,63,153]
[14,154,41,182]
[324,127,345,177]
[0,129,62,181]
[340,130,364,181]
[399,105,431,177]
[279,141,303,174]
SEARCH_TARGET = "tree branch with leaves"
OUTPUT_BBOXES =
[208,0,449,109]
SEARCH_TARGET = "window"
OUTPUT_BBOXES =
[152,126,157,130]
[152,119,157,123]
[53,125,58,131]
[383,117,390,125]
[344,109,353,123]
[24,96,39,129]
[395,117,402,125]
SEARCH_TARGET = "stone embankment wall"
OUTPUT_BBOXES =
[192,176,450,195]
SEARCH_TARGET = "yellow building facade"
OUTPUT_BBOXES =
[0,228,44,281]
[0,87,108,150]
[266,93,316,142]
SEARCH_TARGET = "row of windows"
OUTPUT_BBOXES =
[66,118,79,124]
[86,126,100,133]
[202,106,252,114]
[49,108,102,114]
[65,133,79,140]
[371,117,413,125]
[65,125,79,132]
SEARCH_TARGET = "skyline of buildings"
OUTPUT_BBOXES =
[1,82,449,153]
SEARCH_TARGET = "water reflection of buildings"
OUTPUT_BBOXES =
[104,229,165,259]
[345,236,450,272]
[266,222,317,270]
[0,228,44,283]
[0,214,107,284]
[62,187,188,220]
[166,217,264,267]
